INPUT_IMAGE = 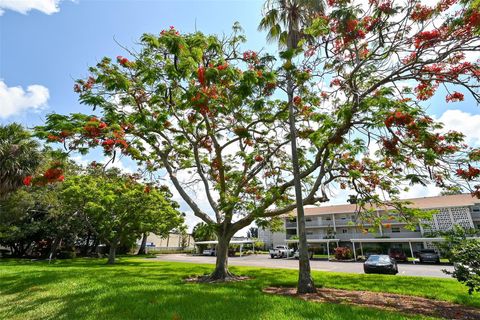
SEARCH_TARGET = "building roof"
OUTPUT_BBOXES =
[291,194,479,217]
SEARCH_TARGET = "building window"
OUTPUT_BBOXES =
[325,217,331,221]
[306,218,312,222]
[392,227,401,233]
[342,229,348,234]
[341,215,347,220]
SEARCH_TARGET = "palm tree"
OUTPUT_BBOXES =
[259,0,325,294]
[0,123,42,199]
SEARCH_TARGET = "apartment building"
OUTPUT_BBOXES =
[260,194,480,251]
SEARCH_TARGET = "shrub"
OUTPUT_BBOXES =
[334,247,352,260]
[444,240,480,294]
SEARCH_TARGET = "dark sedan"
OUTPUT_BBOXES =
[364,255,398,275]
[418,249,440,264]
[388,248,408,262]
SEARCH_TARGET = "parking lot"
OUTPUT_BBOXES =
[153,253,454,278]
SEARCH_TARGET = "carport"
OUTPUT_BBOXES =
[286,239,340,260]
[349,237,448,261]
[194,240,256,257]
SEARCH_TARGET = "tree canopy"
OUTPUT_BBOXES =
[35,0,480,279]
[0,123,42,199]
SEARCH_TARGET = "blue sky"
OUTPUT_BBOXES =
[0,0,268,126]
[1,0,479,232]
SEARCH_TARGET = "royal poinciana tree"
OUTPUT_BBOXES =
[37,0,480,280]
[37,26,310,279]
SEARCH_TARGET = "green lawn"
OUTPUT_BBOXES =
[0,258,478,320]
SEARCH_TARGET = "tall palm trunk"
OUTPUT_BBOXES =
[287,74,316,294]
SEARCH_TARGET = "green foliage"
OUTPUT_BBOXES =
[445,239,480,295]
[192,222,216,241]
[439,226,480,294]
[61,169,183,263]
[0,124,42,198]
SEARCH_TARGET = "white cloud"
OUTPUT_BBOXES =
[0,80,49,118]
[399,183,442,200]
[69,154,135,174]
[0,0,68,15]
[436,109,480,146]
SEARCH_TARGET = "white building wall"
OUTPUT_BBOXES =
[258,228,286,248]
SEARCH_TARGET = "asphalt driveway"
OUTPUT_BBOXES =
[152,253,454,278]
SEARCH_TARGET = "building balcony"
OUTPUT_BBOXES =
[285,222,297,228]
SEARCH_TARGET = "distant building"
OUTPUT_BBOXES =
[258,228,286,249]
[141,233,194,251]
[259,194,480,254]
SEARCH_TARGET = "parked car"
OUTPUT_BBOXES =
[365,251,379,259]
[203,248,216,256]
[269,245,293,258]
[294,250,314,259]
[418,249,440,264]
[388,248,408,262]
[364,255,398,275]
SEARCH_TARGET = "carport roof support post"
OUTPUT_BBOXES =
[409,241,415,261]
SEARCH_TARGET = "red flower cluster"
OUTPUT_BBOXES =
[74,76,96,93]
[382,137,400,155]
[378,1,393,13]
[415,81,438,100]
[473,185,480,199]
[47,134,63,142]
[197,66,206,86]
[200,137,213,152]
[191,85,219,116]
[117,56,130,67]
[384,110,414,128]
[160,26,180,36]
[44,168,64,182]
[216,63,229,71]
[23,176,33,186]
[84,117,107,138]
[402,52,417,64]
[413,30,442,48]
[363,16,380,32]
[456,166,480,180]
[330,78,342,87]
[243,50,258,62]
[436,0,457,11]
[410,4,433,22]
[468,10,480,28]
[293,96,302,106]
[254,155,264,162]
[446,91,464,102]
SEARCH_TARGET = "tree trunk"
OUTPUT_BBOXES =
[82,231,91,256]
[287,66,316,294]
[48,236,62,261]
[91,237,99,255]
[206,232,235,281]
[107,243,117,264]
[137,232,148,255]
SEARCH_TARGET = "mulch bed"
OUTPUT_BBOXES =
[185,275,251,283]
[263,287,480,320]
